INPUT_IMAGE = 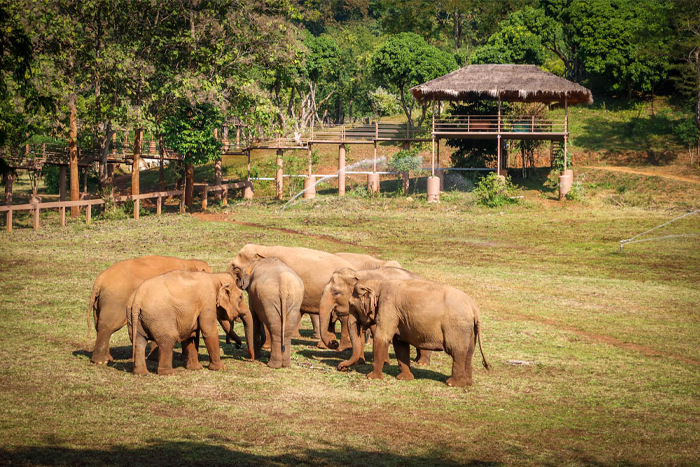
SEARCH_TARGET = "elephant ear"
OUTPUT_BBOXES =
[254,252,266,261]
[217,284,236,321]
[355,284,378,322]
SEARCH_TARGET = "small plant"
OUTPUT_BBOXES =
[122,199,149,217]
[348,185,371,198]
[388,147,423,194]
[565,176,586,201]
[552,144,572,173]
[473,172,519,207]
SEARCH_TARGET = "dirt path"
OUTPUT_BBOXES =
[583,166,700,185]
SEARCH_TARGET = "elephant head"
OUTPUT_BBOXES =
[191,260,213,273]
[351,280,379,324]
[216,282,255,360]
[229,244,265,274]
[319,268,360,349]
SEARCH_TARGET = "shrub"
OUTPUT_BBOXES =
[473,172,519,207]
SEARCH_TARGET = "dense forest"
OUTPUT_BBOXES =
[1,0,699,198]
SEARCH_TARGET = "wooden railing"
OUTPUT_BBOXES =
[1,180,251,232]
[433,115,566,134]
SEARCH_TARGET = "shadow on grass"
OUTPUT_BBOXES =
[0,441,503,467]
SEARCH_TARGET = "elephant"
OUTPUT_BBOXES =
[318,267,431,370]
[86,255,241,364]
[127,271,254,375]
[335,252,401,270]
[228,244,356,350]
[349,279,490,387]
[233,257,304,368]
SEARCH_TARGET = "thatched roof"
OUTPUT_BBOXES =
[410,64,593,105]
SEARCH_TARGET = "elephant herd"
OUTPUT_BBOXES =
[87,244,490,387]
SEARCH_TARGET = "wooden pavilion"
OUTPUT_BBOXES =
[410,64,593,198]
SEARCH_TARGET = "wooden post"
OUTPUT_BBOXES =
[308,144,313,177]
[497,135,502,177]
[86,200,91,225]
[111,132,117,155]
[276,149,284,200]
[437,138,443,191]
[202,185,208,210]
[32,199,39,230]
[215,158,222,201]
[246,150,251,180]
[374,120,378,173]
[134,198,140,220]
[83,167,88,194]
[180,192,185,213]
[564,97,569,173]
[59,206,65,227]
[431,100,436,177]
[222,187,228,206]
[236,125,241,149]
[338,144,346,196]
[59,166,66,201]
[132,128,142,198]
[157,196,162,215]
[5,209,11,232]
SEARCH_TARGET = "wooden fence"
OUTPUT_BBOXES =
[1,181,251,232]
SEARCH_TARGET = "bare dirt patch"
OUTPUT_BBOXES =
[583,166,700,184]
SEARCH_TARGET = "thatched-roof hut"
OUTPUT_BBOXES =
[410,64,592,199]
[410,64,593,105]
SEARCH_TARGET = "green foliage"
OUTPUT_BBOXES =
[565,176,586,201]
[42,166,99,194]
[470,8,547,65]
[387,147,422,173]
[473,172,519,207]
[162,102,223,166]
[552,145,572,173]
[368,87,400,119]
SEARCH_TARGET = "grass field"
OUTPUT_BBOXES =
[1,170,699,467]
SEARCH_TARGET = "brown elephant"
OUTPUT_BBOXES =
[228,244,355,350]
[87,255,230,364]
[318,267,431,370]
[233,257,303,368]
[334,253,401,270]
[127,272,254,375]
[350,279,490,387]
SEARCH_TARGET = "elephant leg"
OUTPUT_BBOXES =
[253,315,265,359]
[367,337,389,380]
[310,313,321,340]
[445,348,469,387]
[291,313,303,338]
[201,321,224,371]
[267,319,283,369]
[132,332,149,376]
[262,323,272,351]
[393,336,414,381]
[283,311,301,368]
[220,319,242,348]
[415,348,432,366]
[337,315,365,371]
[182,334,203,371]
[337,315,352,352]
[369,325,390,365]
[91,325,116,364]
[156,338,176,376]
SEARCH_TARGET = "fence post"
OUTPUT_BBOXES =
[276,149,284,200]
[86,200,91,225]
[5,209,11,232]
[134,198,140,220]
[32,199,40,230]
[222,187,228,206]
[338,144,346,196]
[157,196,162,215]
[180,191,185,213]
[60,206,65,227]
[202,185,208,211]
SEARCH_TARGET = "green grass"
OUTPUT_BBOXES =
[1,181,699,466]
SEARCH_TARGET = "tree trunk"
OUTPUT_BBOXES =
[69,92,80,218]
[185,163,194,209]
[132,128,142,195]
[4,171,14,205]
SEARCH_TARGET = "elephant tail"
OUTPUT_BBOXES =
[87,280,101,339]
[127,299,141,360]
[475,319,490,371]
[280,291,287,354]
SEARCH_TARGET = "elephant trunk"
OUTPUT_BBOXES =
[318,287,339,349]
[240,304,255,361]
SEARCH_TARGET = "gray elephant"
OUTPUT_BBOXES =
[228,244,355,350]
[233,257,304,368]
[335,252,401,270]
[350,279,490,387]
[127,271,254,375]
[318,267,431,370]
[87,255,233,364]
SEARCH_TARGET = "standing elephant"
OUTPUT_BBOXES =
[87,255,224,364]
[350,279,490,387]
[228,244,355,350]
[233,257,304,368]
[128,271,254,375]
[318,267,431,370]
[335,253,401,270]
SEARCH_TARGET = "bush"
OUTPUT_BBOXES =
[42,165,99,194]
[565,177,586,201]
[473,172,519,207]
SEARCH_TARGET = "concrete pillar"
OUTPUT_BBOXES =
[427,176,440,203]
[367,173,380,195]
[275,149,284,200]
[243,181,254,200]
[59,166,67,201]
[338,144,346,196]
[303,176,316,199]
[559,169,574,200]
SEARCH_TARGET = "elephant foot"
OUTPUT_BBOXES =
[337,360,354,371]
[337,343,352,352]
[208,361,225,371]
[396,371,414,381]
[267,360,282,369]
[445,376,470,387]
[90,353,113,365]
[186,361,204,371]
[414,357,431,366]
[157,367,175,376]
[316,340,328,349]
[133,366,149,376]
[366,370,383,380]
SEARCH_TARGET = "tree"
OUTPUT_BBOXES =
[163,102,223,209]
[370,33,457,128]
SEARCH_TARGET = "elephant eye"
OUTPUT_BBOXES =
[332,291,340,296]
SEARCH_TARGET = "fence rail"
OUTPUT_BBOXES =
[2,181,250,232]
[434,115,566,134]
